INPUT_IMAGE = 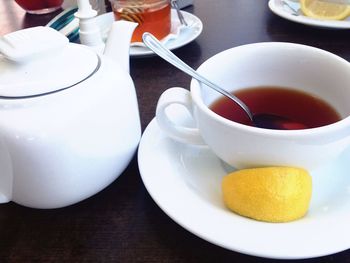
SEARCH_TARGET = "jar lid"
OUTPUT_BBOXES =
[0,26,99,98]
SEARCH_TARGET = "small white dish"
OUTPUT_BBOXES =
[138,116,350,259]
[268,0,350,29]
[95,9,203,57]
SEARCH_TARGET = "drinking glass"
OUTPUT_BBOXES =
[14,0,63,14]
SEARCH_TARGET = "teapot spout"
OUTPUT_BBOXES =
[104,21,138,73]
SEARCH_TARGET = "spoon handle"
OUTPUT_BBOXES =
[142,32,253,121]
[171,0,188,26]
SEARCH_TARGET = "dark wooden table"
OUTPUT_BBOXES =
[1,0,350,262]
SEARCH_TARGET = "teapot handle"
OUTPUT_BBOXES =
[0,138,12,203]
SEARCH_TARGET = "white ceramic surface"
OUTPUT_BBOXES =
[138,117,350,259]
[95,10,203,57]
[268,0,350,29]
[156,42,350,171]
[0,23,141,208]
[0,27,98,97]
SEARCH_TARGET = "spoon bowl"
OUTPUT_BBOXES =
[142,32,306,130]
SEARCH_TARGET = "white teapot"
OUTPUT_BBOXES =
[0,15,140,208]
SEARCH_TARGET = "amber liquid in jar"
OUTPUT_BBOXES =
[112,0,171,42]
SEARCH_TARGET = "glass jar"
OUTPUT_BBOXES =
[110,0,171,42]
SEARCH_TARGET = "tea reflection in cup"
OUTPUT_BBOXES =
[109,0,171,42]
[156,42,350,170]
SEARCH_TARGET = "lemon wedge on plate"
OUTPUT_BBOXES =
[222,167,312,223]
[300,0,350,20]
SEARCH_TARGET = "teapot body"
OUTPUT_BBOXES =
[0,55,141,208]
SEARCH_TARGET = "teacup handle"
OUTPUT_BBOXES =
[156,87,206,145]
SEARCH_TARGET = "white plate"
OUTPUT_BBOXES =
[268,0,350,29]
[138,117,350,259]
[95,9,203,57]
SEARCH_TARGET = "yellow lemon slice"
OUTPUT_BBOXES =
[300,0,350,20]
[222,167,312,223]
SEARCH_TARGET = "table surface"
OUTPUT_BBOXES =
[1,0,350,262]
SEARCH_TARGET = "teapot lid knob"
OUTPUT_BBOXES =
[0,27,68,62]
[0,27,99,98]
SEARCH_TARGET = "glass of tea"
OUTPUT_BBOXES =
[14,0,63,14]
[110,0,171,42]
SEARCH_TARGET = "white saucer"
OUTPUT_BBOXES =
[138,117,350,259]
[268,0,350,29]
[95,9,203,57]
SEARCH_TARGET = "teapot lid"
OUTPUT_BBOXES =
[0,27,99,98]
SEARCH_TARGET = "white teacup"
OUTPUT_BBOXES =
[156,42,350,170]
